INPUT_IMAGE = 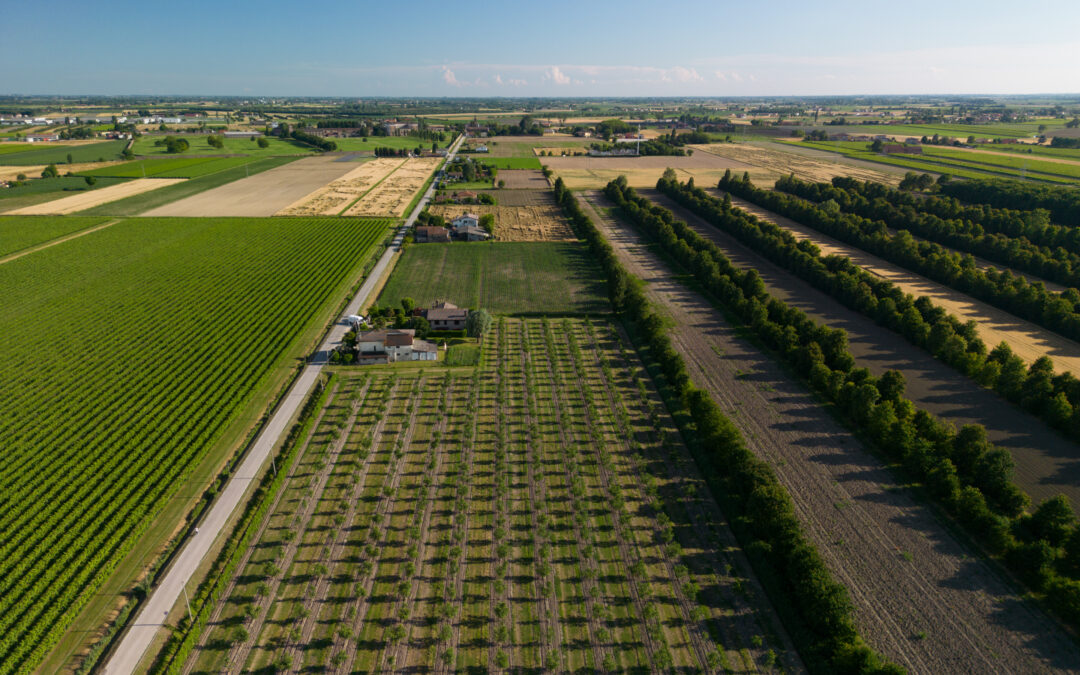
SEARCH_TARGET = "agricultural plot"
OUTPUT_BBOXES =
[481,189,553,206]
[142,155,357,217]
[427,204,576,241]
[79,156,261,179]
[0,214,112,257]
[378,242,607,315]
[694,143,901,185]
[344,157,442,216]
[546,153,768,190]
[497,169,550,189]
[482,157,542,170]
[5,178,186,215]
[131,134,315,157]
[0,176,129,212]
[488,138,592,158]
[332,136,452,152]
[0,140,127,166]
[0,215,393,675]
[174,318,795,674]
[276,158,405,216]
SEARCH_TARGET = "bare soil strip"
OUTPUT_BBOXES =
[720,192,1080,380]
[142,156,355,217]
[647,188,1080,516]
[6,179,185,215]
[496,170,550,189]
[579,190,1080,674]
[0,219,120,265]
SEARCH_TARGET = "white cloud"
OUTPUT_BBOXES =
[494,74,503,85]
[663,66,703,83]
[442,66,461,87]
[714,71,727,81]
[545,66,571,85]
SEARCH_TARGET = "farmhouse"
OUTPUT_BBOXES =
[223,130,263,138]
[420,301,470,330]
[451,213,479,230]
[458,225,491,241]
[356,328,437,363]
[415,225,451,243]
[25,134,59,143]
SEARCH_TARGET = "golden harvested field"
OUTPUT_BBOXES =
[427,203,576,241]
[693,143,901,185]
[275,158,405,216]
[344,157,441,216]
[533,146,590,156]
[545,153,761,190]
[499,169,550,189]
[6,178,186,214]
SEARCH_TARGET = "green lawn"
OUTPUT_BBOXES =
[78,156,299,216]
[0,141,128,166]
[131,135,315,157]
[378,241,607,315]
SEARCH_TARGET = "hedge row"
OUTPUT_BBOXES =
[779,175,1080,288]
[660,175,1080,445]
[148,375,332,673]
[613,174,1080,629]
[553,176,901,674]
[939,178,1080,227]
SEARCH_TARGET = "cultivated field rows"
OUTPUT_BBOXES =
[644,189,1080,509]
[577,191,1080,673]
[276,158,406,216]
[345,157,443,217]
[182,318,798,673]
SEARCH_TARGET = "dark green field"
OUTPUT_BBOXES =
[378,241,607,314]
[0,141,128,166]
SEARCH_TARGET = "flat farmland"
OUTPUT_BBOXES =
[577,191,1080,673]
[79,156,262,179]
[0,215,394,674]
[0,160,128,181]
[169,318,799,674]
[487,138,592,158]
[546,153,758,190]
[277,158,405,216]
[0,214,112,257]
[344,157,442,216]
[132,134,315,157]
[378,242,607,314]
[0,139,127,165]
[427,203,576,241]
[142,155,357,217]
[497,169,550,189]
[5,178,186,214]
[481,189,553,206]
[695,142,902,185]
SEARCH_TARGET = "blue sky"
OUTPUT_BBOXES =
[3,0,1078,96]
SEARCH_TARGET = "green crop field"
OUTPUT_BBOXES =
[921,146,1080,180]
[0,215,112,256]
[378,241,607,315]
[0,215,394,674]
[0,144,47,157]
[479,157,542,170]
[165,317,779,674]
[131,134,315,157]
[80,156,261,179]
[333,136,452,152]
[78,156,298,216]
[0,140,128,166]
[0,176,129,209]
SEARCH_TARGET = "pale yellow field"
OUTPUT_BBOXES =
[5,178,185,215]
[275,158,405,216]
[693,143,901,185]
[545,153,760,190]
[0,161,127,181]
[344,157,442,216]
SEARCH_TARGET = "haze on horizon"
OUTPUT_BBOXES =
[3,0,1079,97]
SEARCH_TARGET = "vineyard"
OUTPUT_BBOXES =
[0,214,112,256]
[0,215,394,674]
[377,242,608,315]
[169,317,793,674]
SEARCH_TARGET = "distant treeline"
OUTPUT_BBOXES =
[939,178,1080,226]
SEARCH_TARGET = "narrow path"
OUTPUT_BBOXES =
[0,218,120,265]
[103,136,464,675]
[577,190,1080,674]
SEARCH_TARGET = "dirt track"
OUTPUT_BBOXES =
[646,189,1080,512]
[578,190,1080,674]
[141,155,355,217]
[6,179,185,215]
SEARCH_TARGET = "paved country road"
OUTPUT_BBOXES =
[103,135,463,674]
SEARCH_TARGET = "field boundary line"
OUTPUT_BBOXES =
[0,218,121,265]
[336,158,408,216]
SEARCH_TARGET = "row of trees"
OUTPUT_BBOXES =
[288,129,336,152]
[777,175,1080,288]
[668,173,1080,444]
[553,176,900,674]
[616,174,1080,629]
[940,177,1080,226]
[719,172,1080,345]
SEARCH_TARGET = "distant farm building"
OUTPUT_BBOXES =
[223,130,263,138]
[356,328,437,363]
[415,226,451,243]
[420,301,469,330]
[882,144,923,155]
[451,213,479,230]
[458,225,491,241]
